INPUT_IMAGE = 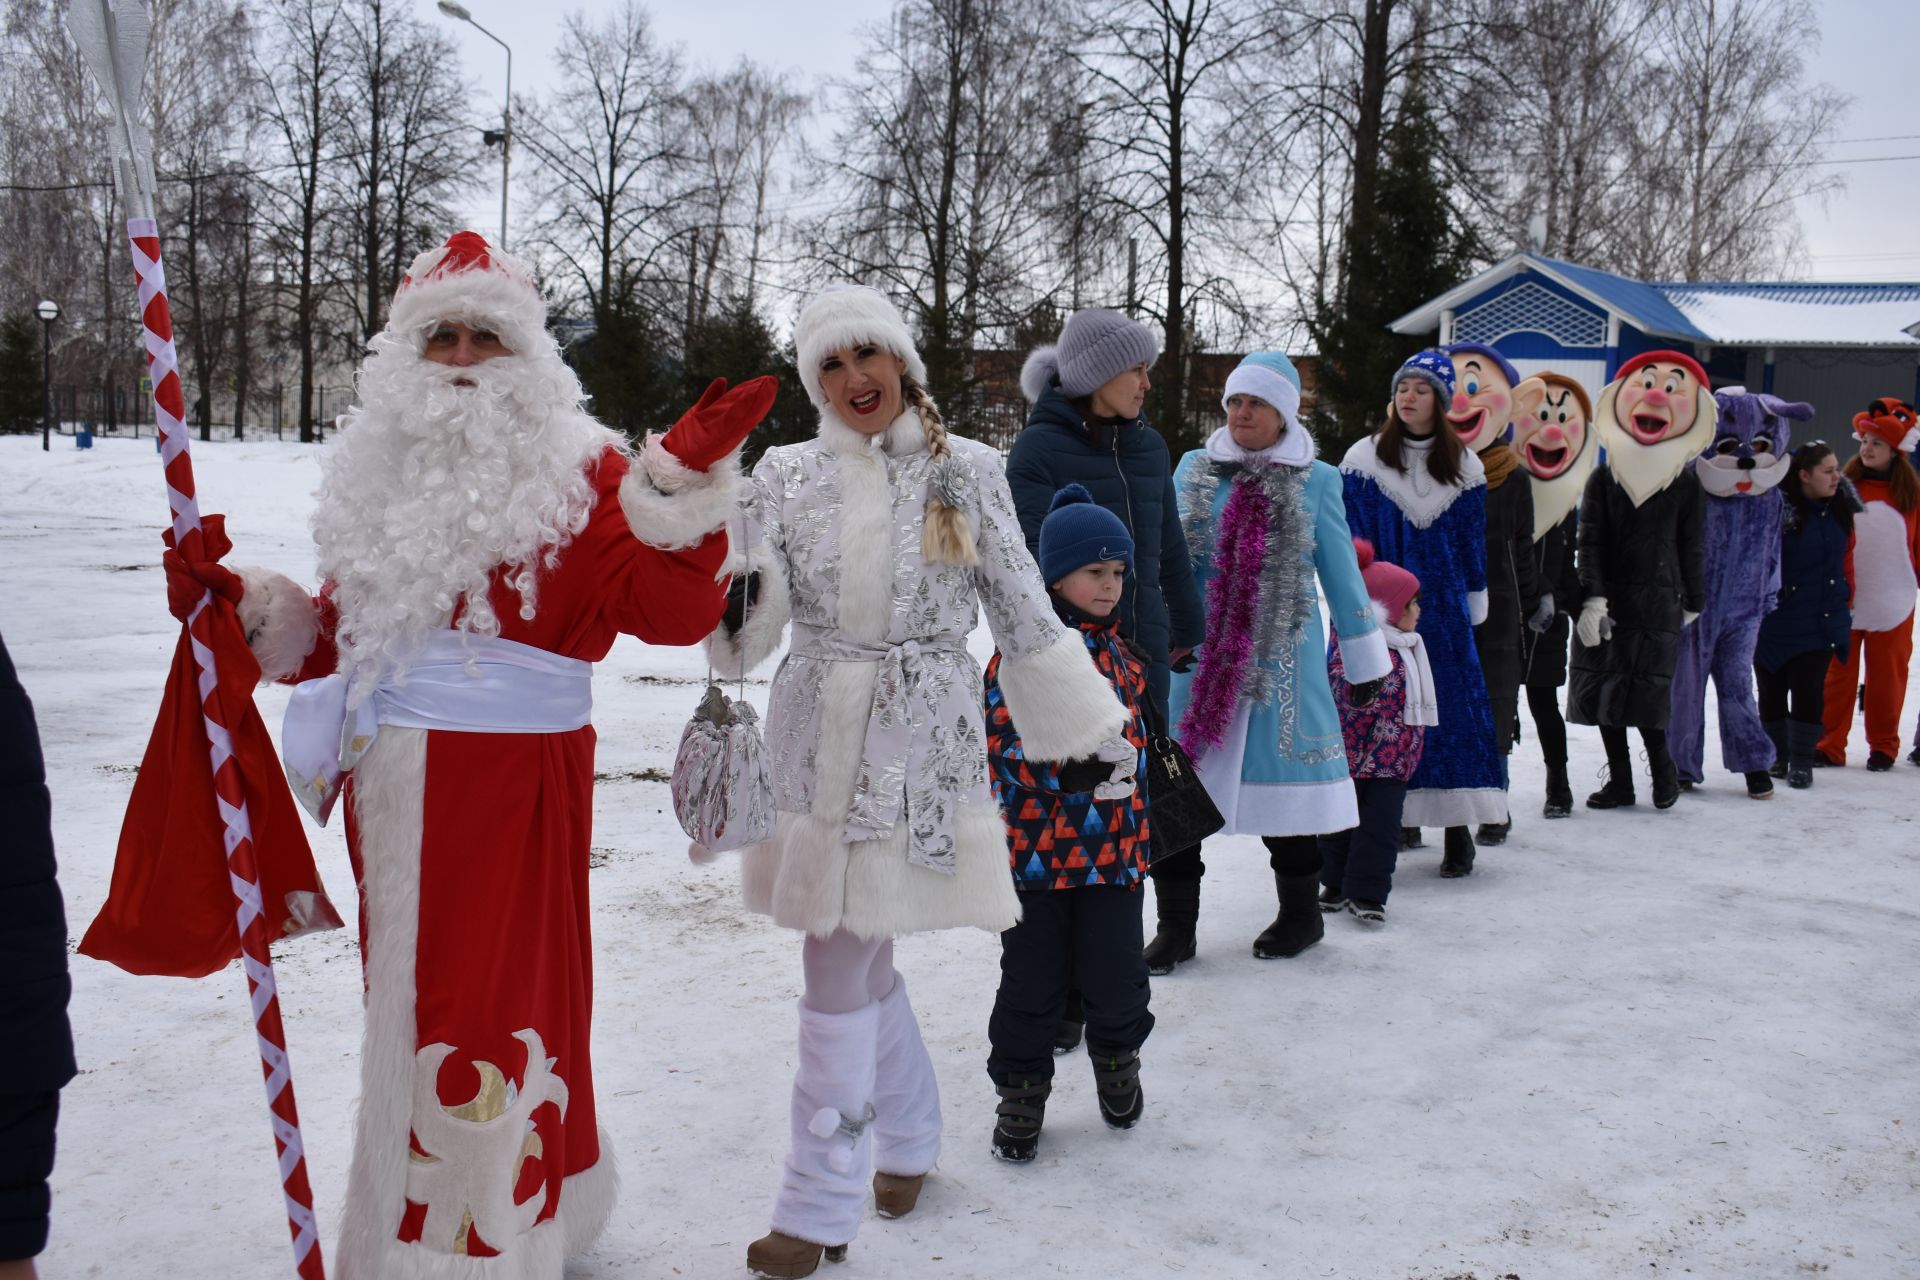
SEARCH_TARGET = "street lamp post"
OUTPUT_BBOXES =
[36,299,59,452]
[437,1,511,249]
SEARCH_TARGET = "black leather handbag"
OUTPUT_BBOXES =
[1141,697,1224,863]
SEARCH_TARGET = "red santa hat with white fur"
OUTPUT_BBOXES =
[386,230,550,356]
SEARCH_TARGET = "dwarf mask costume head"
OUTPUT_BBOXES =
[1512,371,1598,538]
[1444,342,1523,454]
[1595,350,1717,506]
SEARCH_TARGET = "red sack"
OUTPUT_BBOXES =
[80,523,342,978]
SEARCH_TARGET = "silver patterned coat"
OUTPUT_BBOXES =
[709,409,1128,940]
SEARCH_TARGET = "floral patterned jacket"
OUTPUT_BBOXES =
[1327,636,1425,782]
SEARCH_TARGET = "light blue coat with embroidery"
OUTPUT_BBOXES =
[1168,432,1389,838]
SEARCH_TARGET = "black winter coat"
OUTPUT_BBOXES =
[1567,466,1705,729]
[1524,511,1581,690]
[0,632,75,1262]
[1473,460,1542,753]
[1005,380,1205,717]
[1754,481,1860,672]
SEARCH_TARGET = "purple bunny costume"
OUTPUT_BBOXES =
[1669,387,1814,783]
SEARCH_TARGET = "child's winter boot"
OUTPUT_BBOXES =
[1252,872,1324,957]
[990,1078,1049,1162]
[1090,1049,1143,1129]
[869,977,940,1220]
[749,1001,880,1278]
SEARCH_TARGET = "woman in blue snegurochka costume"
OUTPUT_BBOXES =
[1339,349,1504,877]
[1159,351,1390,972]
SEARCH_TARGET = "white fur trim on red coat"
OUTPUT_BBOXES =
[332,727,617,1278]
[992,628,1128,762]
[705,538,790,679]
[617,433,741,551]
[235,566,321,682]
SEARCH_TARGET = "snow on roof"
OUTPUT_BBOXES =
[1662,283,1920,347]
[1390,254,1920,348]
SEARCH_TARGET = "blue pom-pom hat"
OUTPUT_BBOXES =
[1038,483,1136,583]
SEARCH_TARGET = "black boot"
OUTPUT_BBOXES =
[1787,720,1820,790]
[1542,763,1573,818]
[1439,825,1476,878]
[1090,1050,1143,1130]
[1764,719,1789,779]
[1142,878,1199,976]
[1475,818,1510,846]
[1586,763,1636,808]
[1647,735,1681,809]
[1252,872,1324,959]
[1399,826,1425,849]
[990,1078,1049,1163]
[1744,770,1775,799]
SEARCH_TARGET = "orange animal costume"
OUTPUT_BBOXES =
[1819,398,1920,764]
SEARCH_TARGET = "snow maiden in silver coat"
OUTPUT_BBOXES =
[707,285,1130,1279]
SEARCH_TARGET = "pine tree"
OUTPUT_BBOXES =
[1308,88,1481,450]
[0,316,44,435]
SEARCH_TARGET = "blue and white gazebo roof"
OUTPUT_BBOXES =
[1390,253,1920,350]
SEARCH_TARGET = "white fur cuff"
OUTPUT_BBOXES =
[234,567,320,683]
[705,540,790,678]
[619,434,742,551]
[1337,624,1391,685]
[995,628,1128,762]
[1467,589,1490,627]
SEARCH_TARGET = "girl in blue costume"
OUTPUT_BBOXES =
[1339,350,1503,876]
[1163,352,1390,968]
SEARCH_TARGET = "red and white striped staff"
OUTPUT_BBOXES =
[68,2,326,1275]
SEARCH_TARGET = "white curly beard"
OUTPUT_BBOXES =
[312,334,621,692]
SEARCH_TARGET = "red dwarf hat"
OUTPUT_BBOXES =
[386,230,548,355]
[1353,538,1420,623]
[1853,397,1920,453]
[1615,350,1710,389]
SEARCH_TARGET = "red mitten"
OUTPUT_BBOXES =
[661,375,780,472]
[161,516,245,623]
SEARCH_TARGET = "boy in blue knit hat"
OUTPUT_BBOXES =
[981,484,1153,1163]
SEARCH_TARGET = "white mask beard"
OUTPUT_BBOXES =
[1527,436,1598,539]
[1594,383,1716,508]
[312,337,619,690]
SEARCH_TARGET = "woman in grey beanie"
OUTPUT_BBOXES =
[1006,306,1206,993]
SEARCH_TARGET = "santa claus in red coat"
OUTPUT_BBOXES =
[183,231,773,1277]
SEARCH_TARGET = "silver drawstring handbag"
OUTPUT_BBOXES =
[670,523,777,860]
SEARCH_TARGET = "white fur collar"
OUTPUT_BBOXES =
[818,408,927,458]
[1205,424,1315,468]
[1339,433,1484,530]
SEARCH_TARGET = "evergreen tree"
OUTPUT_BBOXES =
[0,316,44,435]
[1308,88,1481,450]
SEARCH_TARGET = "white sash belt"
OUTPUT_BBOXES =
[283,631,593,824]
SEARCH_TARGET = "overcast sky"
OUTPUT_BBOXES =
[431,0,1920,290]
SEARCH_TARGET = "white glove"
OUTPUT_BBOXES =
[1576,596,1612,649]
[1091,733,1138,801]
[1527,593,1556,634]
[1682,609,1700,628]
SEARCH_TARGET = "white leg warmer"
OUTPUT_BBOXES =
[869,976,942,1179]
[768,1001,880,1248]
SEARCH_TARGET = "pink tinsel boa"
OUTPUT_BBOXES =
[1179,472,1270,755]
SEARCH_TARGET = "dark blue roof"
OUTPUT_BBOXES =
[1533,255,1709,341]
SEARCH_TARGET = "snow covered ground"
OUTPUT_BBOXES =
[5,434,1916,1279]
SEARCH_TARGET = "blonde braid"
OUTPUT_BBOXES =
[905,377,979,567]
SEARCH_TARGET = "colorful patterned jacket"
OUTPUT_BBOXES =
[985,612,1151,890]
[1328,632,1426,782]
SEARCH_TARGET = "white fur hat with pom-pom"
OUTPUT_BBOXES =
[386,230,551,356]
[792,284,928,406]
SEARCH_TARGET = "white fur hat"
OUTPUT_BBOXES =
[386,230,549,355]
[792,284,928,406]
